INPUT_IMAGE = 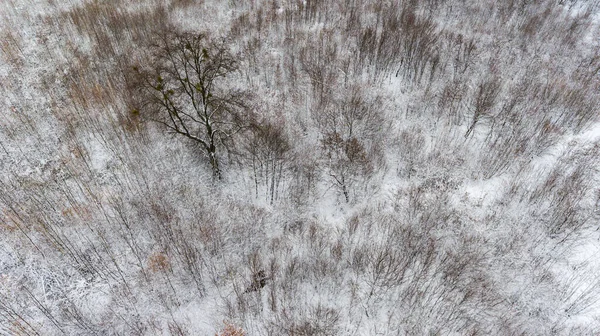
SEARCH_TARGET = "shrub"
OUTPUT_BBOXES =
[216,322,246,336]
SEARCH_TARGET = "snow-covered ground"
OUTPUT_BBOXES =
[1,0,600,335]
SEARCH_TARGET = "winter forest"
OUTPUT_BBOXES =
[1,0,600,334]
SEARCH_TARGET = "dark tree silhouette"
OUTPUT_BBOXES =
[130,32,249,179]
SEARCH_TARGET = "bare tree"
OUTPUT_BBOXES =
[313,86,381,203]
[243,121,291,204]
[129,32,249,179]
[322,132,372,203]
[465,77,501,138]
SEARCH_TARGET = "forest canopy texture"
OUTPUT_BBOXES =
[1,0,600,335]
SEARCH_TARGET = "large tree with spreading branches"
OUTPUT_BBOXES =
[130,32,250,179]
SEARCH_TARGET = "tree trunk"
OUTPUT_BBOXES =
[270,158,276,205]
[208,148,221,180]
[252,156,258,198]
[340,175,349,203]
[342,183,349,203]
[276,160,283,202]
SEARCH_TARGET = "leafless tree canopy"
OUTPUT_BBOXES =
[130,32,250,179]
[3,0,600,334]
